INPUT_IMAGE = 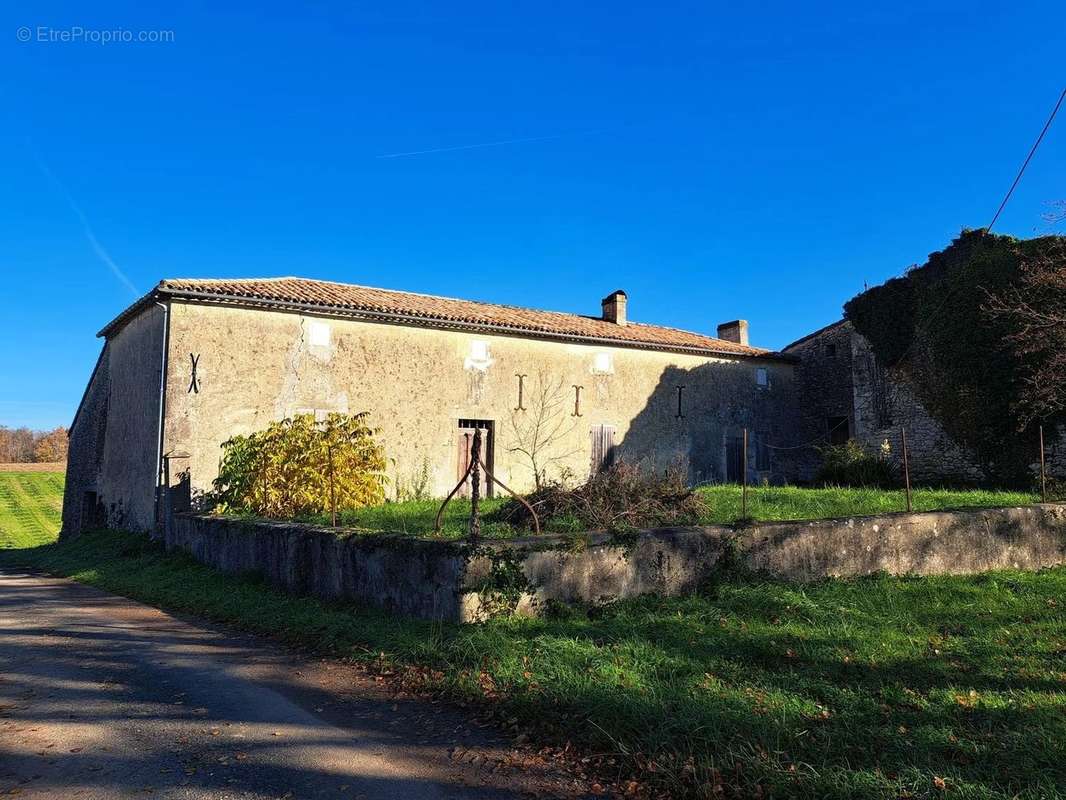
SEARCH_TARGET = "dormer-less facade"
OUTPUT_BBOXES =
[63,278,801,535]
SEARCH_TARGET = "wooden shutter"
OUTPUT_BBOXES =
[590,425,616,475]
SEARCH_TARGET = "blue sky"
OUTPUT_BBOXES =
[1,1,1063,429]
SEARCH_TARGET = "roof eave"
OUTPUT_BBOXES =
[781,319,850,352]
[96,286,165,339]
[157,288,796,363]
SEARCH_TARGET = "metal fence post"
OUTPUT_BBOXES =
[327,442,337,527]
[901,426,912,512]
[1039,424,1047,503]
[742,427,749,519]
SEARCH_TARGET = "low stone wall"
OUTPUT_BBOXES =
[739,503,1066,581]
[167,503,1066,623]
[167,515,469,621]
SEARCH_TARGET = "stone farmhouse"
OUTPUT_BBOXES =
[63,278,805,535]
[785,320,1066,486]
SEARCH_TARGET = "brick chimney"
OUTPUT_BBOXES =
[601,290,627,325]
[716,319,749,345]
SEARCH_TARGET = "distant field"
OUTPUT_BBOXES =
[0,471,64,548]
[0,461,66,472]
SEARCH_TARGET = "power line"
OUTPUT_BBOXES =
[986,86,1066,233]
[861,87,1066,370]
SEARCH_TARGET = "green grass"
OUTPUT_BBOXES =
[325,496,513,538]
[0,471,64,548]
[3,530,1064,799]
[0,472,1035,543]
[0,472,1057,794]
[307,485,1039,537]
[696,484,1038,524]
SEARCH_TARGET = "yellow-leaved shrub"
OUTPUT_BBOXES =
[212,413,387,519]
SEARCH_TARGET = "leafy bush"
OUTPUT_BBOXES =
[394,456,432,502]
[1041,476,1066,502]
[490,462,709,532]
[815,440,895,488]
[212,413,387,518]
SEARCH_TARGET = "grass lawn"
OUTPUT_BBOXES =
[696,484,1038,524]
[314,485,1039,538]
[3,529,1064,799]
[0,471,64,548]
[2,475,1061,796]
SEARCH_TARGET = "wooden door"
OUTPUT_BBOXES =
[726,436,744,483]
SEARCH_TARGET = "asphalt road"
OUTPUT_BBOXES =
[0,572,589,799]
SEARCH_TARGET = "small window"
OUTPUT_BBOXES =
[825,343,837,358]
[755,367,769,387]
[592,352,614,374]
[308,320,330,347]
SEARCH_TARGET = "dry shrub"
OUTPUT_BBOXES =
[491,462,709,532]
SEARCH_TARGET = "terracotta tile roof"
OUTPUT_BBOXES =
[101,277,786,360]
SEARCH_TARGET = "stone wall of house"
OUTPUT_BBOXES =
[60,348,110,537]
[1044,426,1066,484]
[62,305,166,535]
[781,323,857,481]
[159,301,803,510]
[787,320,1066,487]
[849,332,986,485]
[787,321,986,485]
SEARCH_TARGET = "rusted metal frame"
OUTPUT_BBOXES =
[477,455,541,536]
[434,429,543,538]
[469,429,482,540]
[434,450,476,535]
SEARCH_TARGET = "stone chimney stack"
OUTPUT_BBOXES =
[716,319,749,346]
[601,290,628,326]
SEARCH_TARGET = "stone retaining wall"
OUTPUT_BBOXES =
[167,503,1066,623]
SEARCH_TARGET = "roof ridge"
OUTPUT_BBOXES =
[162,277,760,347]
[101,275,790,360]
[165,275,614,321]
[162,276,297,285]
[626,319,766,352]
[781,318,849,351]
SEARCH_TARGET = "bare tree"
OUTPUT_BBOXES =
[985,240,1066,426]
[1041,200,1066,229]
[508,369,580,489]
[33,427,69,462]
[0,427,35,463]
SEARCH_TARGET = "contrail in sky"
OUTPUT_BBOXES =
[376,131,598,159]
[30,148,140,298]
